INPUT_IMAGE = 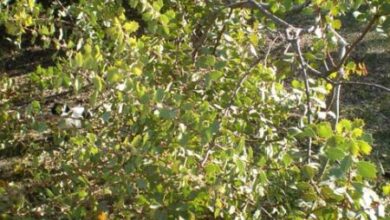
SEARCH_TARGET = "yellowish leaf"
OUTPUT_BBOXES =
[97,211,107,220]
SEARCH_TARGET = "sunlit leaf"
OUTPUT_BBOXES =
[357,161,377,179]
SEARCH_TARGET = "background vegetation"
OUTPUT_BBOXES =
[0,0,390,219]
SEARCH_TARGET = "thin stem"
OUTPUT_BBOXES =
[292,38,312,163]
[212,8,233,55]
[326,14,379,75]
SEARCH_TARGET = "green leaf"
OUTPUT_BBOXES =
[131,65,143,76]
[349,141,360,157]
[155,88,165,103]
[282,153,293,166]
[357,161,377,179]
[196,55,216,68]
[302,164,318,180]
[383,184,390,195]
[131,135,143,148]
[123,21,139,33]
[288,127,302,137]
[30,100,41,113]
[336,119,352,133]
[316,122,333,138]
[156,108,176,120]
[299,127,316,138]
[330,156,352,178]
[297,182,317,201]
[351,128,363,138]
[352,119,364,128]
[152,0,164,11]
[205,163,220,183]
[107,68,122,84]
[102,112,111,122]
[208,70,223,81]
[74,52,83,67]
[33,122,48,133]
[357,140,372,155]
[326,147,345,161]
[291,80,301,88]
[326,135,345,148]
[93,76,104,92]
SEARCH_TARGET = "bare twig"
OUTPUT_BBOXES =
[264,36,280,67]
[192,10,219,60]
[326,14,380,75]
[200,56,263,167]
[285,0,312,16]
[227,0,292,28]
[288,28,313,163]
[328,26,348,127]
[337,81,390,92]
[247,0,292,28]
[305,64,390,93]
[212,8,233,55]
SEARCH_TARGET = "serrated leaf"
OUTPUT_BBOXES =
[332,19,342,29]
[302,164,318,179]
[152,0,164,11]
[357,140,372,155]
[208,70,223,81]
[300,127,316,138]
[317,122,333,138]
[131,66,143,76]
[340,156,353,173]
[205,163,220,180]
[383,184,390,195]
[357,161,377,179]
[123,21,139,33]
[351,128,363,138]
[329,156,352,178]
[326,147,345,161]
[291,80,301,88]
[350,141,360,157]
[336,119,352,133]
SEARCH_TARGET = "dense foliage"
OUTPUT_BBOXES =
[1,0,390,219]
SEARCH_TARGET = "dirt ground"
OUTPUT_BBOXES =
[341,31,390,173]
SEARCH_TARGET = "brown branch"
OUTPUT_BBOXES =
[227,0,292,28]
[212,8,233,55]
[305,63,390,93]
[191,10,219,60]
[290,33,313,163]
[200,56,263,167]
[285,0,312,17]
[337,81,390,92]
[246,0,292,28]
[264,36,280,67]
[326,14,380,75]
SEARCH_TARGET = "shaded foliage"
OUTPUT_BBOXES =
[0,0,390,219]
